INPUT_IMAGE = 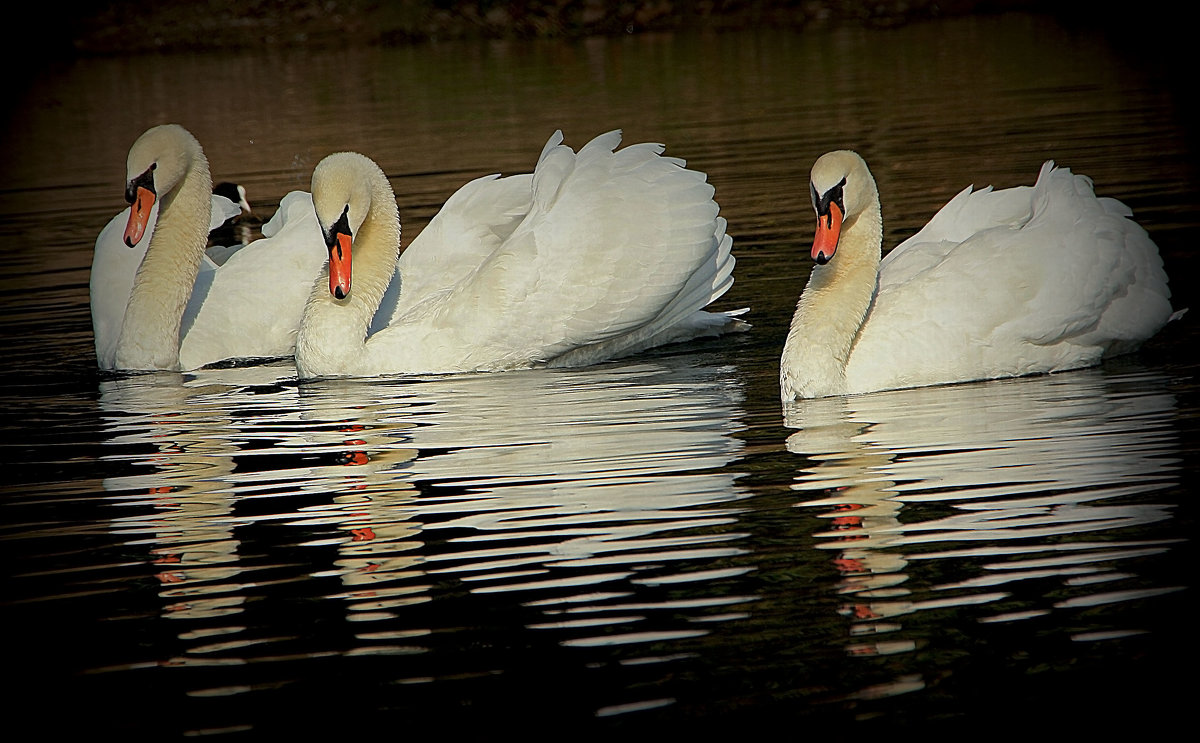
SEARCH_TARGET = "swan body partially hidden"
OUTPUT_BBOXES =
[296,130,745,378]
[213,181,252,217]
[209,180,260,248]
[91,124,327,372]
[780,151,1176,399]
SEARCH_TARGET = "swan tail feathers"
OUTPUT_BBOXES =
[532,132,578,212]
[537,130,566,166]
[613,216,740,349]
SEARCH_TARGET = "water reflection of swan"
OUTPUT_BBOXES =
[99,371,268,622]
[785,370,1183,694]
[96,357,750,661]
[293,361,750,597]
[98,365,429,634]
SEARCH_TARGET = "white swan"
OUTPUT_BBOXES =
[780,151,1177,399]
[296,130,746,378]
[91,124,327,371]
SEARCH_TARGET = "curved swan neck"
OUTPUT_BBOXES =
[296,163,401,378]
[115,141,212,371]
[781,197,882,399]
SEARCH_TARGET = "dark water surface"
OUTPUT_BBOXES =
[3,12,1197,736]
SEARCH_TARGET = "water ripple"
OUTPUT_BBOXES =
[785,369,1187,698]
[66,359,756,670]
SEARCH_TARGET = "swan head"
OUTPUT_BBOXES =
[808,150,876,265]
[311,152,384,301]
[123,124,205,248]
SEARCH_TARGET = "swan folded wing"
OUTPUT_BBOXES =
[185,193,315,344]
[1096,200,1173,343]
[849,223,1044,391]
[262,191,317,238]
[547,220,742,367]
[389,130,730,369]
[1015,199,1171,354]
[880,175,1038,289]
[178,191,328,369]
[878,163,1075,296]
[92,209,153,369]
[853,163,1173,391]
[998,166,1171,353]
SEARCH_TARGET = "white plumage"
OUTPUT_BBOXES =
[781,151,1177,399]
[296,130,745,379]
[90,124,327,371]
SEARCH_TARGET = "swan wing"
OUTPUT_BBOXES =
[372,130,734,371]
[847,162,1172,392]
[92,206,154,369]
[179,190,328,369]
[879,171,1037,290]
[371,170,534,335]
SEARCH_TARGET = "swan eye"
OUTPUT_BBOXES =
[125,167,156,205]
[325,205,353,251]
[815,177,847,218]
